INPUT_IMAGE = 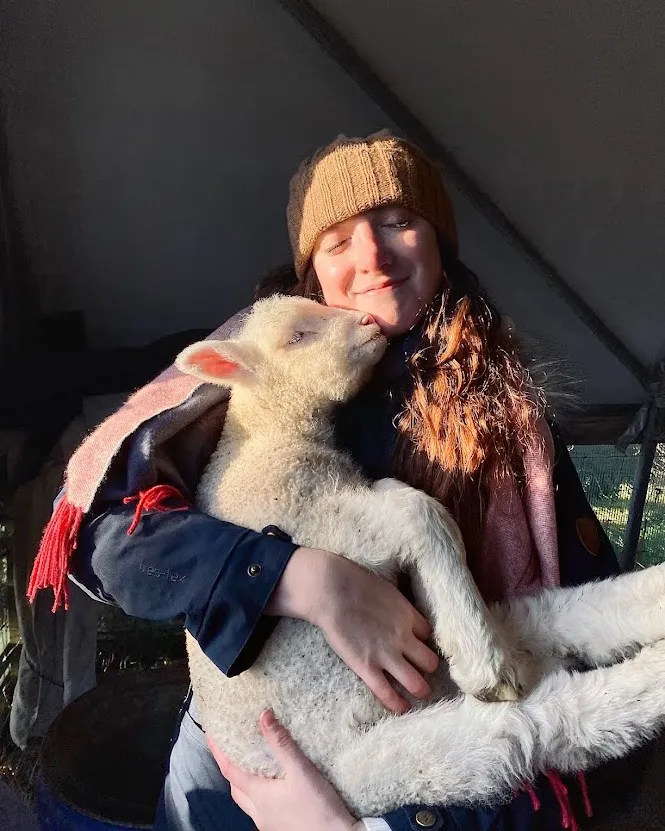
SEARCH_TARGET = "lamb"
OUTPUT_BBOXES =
[176,294,665,816]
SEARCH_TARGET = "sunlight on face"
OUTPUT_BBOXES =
[311,206,444,337]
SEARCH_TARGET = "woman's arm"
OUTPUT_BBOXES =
[72,502,438,707]
[72,500,297,676]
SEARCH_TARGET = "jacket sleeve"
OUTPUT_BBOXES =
[70,500,297,676]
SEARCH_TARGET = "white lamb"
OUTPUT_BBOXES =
[176,295,665,817]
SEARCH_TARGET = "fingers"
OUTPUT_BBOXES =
[259,708,296,757]
[259,709,306,771]
[411,609,433,642]
[259,709,322,779]
[360,667,411,713]
[404,638,440,675]
[385,656,432,701]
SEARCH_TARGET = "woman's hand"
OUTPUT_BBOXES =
[209,709,358,831]
[266,547,439,713]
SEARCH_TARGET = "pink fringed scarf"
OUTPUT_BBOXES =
[474,418,560,603]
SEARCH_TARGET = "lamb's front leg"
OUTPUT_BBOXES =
[497,562,665,667]
[342,480,524,702]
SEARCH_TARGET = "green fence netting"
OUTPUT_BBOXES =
[570,443,665,568]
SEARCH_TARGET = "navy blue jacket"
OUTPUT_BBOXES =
[70,335,627,830]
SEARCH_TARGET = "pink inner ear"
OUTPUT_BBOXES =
[185,347,239,378]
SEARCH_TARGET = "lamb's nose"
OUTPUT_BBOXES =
[360,313,377,326]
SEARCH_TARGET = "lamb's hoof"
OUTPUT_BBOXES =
[477,673,522,703]
[451,657,527,703]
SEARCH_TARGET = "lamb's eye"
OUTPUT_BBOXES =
[288,331,304,345]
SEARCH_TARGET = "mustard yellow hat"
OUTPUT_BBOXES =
[287,130,458,278]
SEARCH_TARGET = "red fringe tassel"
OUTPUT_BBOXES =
[123,484,189,535]
[27,497,84,612]
[522,780,542,813]
[576,771,593,819]
[27,484,190,614]
[545,771,578,831]
[519,770,593,830]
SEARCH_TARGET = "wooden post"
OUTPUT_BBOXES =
[622,367,665,570]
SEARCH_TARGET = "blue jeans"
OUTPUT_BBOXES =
[153,693,256,831]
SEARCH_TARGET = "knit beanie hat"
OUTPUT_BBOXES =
[287,130,458,278]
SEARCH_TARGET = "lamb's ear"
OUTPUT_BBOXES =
[175,340,260,386]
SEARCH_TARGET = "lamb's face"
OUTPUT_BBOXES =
[176,296,388,410]
[242,296,387,404]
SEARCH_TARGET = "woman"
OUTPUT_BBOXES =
[30,132,628,830]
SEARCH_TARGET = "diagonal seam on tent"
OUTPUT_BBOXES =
[277,0,652,391]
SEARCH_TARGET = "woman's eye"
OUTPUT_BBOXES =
[384,220,410,229]
[323,238,348,254]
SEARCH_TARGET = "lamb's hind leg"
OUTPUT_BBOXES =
[331,696,534,817]
[498,562,665,667]
[525,639,665,774]
[352,480,524,702]
[334,642,665,817]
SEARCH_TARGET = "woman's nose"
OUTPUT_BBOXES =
[354,224,391,273]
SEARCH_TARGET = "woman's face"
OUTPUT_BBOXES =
[311,206,444,337]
